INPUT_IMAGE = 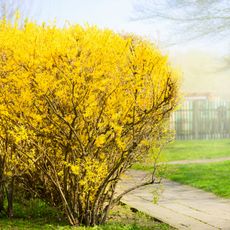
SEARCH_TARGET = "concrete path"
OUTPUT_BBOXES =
[117,170,230,230]
[162,156,230,165]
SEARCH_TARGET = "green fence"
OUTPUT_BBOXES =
[171,99,230,140]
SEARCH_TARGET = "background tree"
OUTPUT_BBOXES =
[133,0,230,45]
[0,0,36,24]
[134,0,230,75]
[0,0,20,20]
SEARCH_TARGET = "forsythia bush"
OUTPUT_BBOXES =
[0,20,180,225]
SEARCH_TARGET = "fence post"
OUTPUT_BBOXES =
[193,100,199,139]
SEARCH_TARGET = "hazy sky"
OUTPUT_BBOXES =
[13,0,229,97]
[24,0,228,56]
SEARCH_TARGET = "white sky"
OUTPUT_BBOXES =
[25,0,229,56]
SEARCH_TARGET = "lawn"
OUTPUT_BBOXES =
[134,159,230,199]
[0,201,173,230]
[161,139,230,162]
[167,161,230,198]
[133,139,230,199]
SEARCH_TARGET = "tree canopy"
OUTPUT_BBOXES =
[134,0,230,45]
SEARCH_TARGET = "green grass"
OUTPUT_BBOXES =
[133,161,230,198]
[0,201,173,230]
[0,219,171,230]
[162,139,230,162]
[0,218,65,230]
[133,139,230,198]
[133,139,230,169]
[167,161,230,198]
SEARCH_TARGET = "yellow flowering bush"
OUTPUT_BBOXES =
[0,20,179,225]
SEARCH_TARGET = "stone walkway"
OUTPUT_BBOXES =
[161,156,230,165]
[117,170,230,230]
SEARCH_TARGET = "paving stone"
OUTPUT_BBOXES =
[159,157,230,165]
[117,170,230,230]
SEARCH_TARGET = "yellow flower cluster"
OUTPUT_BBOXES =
[0,20,180,225]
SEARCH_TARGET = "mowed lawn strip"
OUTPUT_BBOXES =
[162,139,230,162]
[133,161,230,198]
[167,161,230,198]
[133,139,230,198]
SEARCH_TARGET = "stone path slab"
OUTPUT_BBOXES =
[117,170,230,230]
[162,156,230,165]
